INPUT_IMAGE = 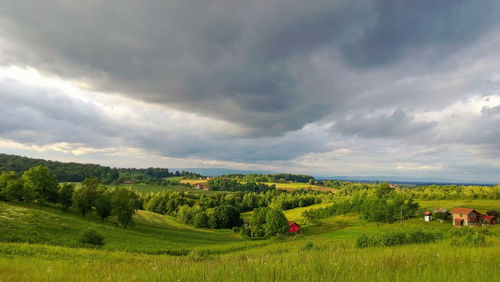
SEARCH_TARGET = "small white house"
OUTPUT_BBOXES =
[424,211,432,222]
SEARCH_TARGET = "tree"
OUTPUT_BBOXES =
[211,205,242,229]
[22,166,59,203]
[193,211,209,228]
[177,205,193,224]
[73,178,100,216]
[264,208,288,236]
[433,212,450,223]
[375,182,394,198]
[95,191,112,221]
[111,188,137,227]
[59,183,75,211]
[0,171,24,201]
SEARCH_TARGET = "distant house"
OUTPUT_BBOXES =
[193,183,204,189]
[123,179,132,184]
[433,208,448,214]
[288,221,300,233]
[481,215,496,225]
[424,211,432,222]
[451,208,481,227]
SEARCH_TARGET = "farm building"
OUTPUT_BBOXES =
[424,211,432,222]
[433,208,448,214]
[122,179,132,184]
[451,208,481,227]
[288,221,300,233]
[193,183,204,189]
[481,215,496,225]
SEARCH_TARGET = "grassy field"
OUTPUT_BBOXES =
[180,179,208,185]
[418,199,500,212]
[0,201,266,255]
[263,182,336,192]
[121,183,189,193]
[1,199,500,281]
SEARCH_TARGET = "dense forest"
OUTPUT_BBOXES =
[220,173,315,183]
[0,153,200,184]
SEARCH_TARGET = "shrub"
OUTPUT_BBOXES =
[450,227,490,247]
[78,229,105,246]
[356,229,443,248]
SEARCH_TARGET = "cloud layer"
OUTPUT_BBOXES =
[1,1,500,181]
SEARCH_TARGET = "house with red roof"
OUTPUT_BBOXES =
[451,208,482,227]
[481,215,496,225]
[424,211,432,222]
[288,221,300,233]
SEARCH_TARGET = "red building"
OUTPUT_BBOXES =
[288,221,300,233]
[481,215,496,225]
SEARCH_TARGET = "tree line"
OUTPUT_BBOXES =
[303,183,420,223]
[0,153,200,185]
[0,166,141,227]
[217,173,315,184]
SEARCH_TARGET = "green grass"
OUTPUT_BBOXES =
[0,201,265,255]
[1,199,500,281]
[1,236,499,281]
[120,183,188,193]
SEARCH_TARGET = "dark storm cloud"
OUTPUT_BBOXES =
[1,1,499,137]
[340,0,497,66]
[333,109,435,139]
[0,80,122,147]
[0,79,329,161]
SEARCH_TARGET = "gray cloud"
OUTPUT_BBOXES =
[0,79,330,162]
[333,109,435,139]
[1,1,499,137]
[0,79,119,147]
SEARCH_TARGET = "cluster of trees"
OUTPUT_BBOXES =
[207,178,276,192]
[240,207,289,237]
[220,173,315,184]
[72,178,141,227]
[118,169,201,185]
[0,153,202,186]
[401,184,500,200]
[303,183,419,223]
[0,153,120,184]
[143,189,330,229]
[0,166,141,227]
[0,166,59,203]
[356,229,443,248]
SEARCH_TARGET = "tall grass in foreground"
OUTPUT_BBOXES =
[1,240,499,281]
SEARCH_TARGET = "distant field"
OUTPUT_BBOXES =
[120,183,188,193]
[263,182,336,192]
[165,176,184,182]
[418,200,500,212]
[180,179,208,185]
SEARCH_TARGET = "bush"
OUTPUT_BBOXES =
[356,229,443,248]
[450,227,490,247]
[78,228,105,246]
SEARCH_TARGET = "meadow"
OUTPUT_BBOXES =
[1,198,500,281]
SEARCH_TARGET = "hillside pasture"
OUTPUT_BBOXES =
[0,202,265,255]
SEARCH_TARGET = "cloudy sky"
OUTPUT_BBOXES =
[1,1,500,182]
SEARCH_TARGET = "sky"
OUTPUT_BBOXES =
[1,1,500,182]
